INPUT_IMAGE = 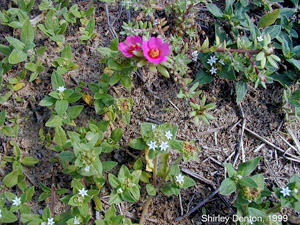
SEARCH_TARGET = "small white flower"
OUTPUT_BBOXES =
[159,141,169,151]
[0,209,2,220]
[47,218,55,225]
[117,188,123,194]
[280,186,292,197]
[41,222,46,225]
[191,51,198,61]
[237,175,243,179]
[257,36,263,42]
[209,67,217,75]
[78,188,88,197]
[74,216,80,225]
[153,19,160,26]
[294,188,298,194]
[57,86,66,93]
[147,141,157,150]
[175,174,184,184]
[152,124,156,130]
[84,165,90,172]
[219,59,225,65]
[12,197,21,206]
[165,130,173,140]
[207,55,218,66]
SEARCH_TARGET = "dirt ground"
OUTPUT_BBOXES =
[0,1,300,225]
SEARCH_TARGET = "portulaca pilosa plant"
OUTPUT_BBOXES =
[98,34,215,125]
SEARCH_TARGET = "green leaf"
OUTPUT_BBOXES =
[287,59,300,71]
[194,70,214,85]
[0,110,6,126]
[55,126,67,147]
[45,115,63,127]
[218,66,236,80]
[133,158,143,170]
[120,75,132,89]
[3,170,19,187]
[146,184,156,196]
[57,151,74,162]
[157,65,170,78]
[235,80,248,104]
[224,163,236,177]
[102,161,118,172]
[289,90,300,107]
[220,178,236,195]
[111,128,123,143]
[21,19,34,45]
[207,3,223,18]
[1,209,18,223]
[55,100,69,116]
[6,37,25,50]
[181,176,196,189]
[239,177,258,188]
[1,126,16,137]
[39,96,56,107]
[61,43,72,59]
[8,49,27,64]
[263,25,281,39]
[21,157,39,166]
[258,9,280,28]
[108,174,120,188]
[67,105,84,119]
[237,157,261,177]
[51,71,65,90]
[129,138,147,150]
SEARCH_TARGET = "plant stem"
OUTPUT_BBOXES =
[139,195,154,225]
[153,156,158,186]
[139,155,183,224]
[199,48,260,54]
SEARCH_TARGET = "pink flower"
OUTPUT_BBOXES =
[118,36,142,58]
[142,37,171,64]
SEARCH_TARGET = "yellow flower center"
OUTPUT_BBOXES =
[149,49,160,58]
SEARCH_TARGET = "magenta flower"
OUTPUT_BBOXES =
[118,36,142,58]
[142,37,171,64]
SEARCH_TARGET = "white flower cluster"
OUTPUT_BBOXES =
[147,130,173,152]
[207,55,225,75]
[41,218,55,225]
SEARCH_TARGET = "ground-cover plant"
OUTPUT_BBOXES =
[1,142,39,189]
[128,122,199,223]
[220,157,300,224]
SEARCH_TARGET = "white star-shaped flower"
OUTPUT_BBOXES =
[147,141,157,150]
[153,19,160,26]
[209,67,217,75]
[159,141,169,151]
[207,55,218,66]
[12,197,21,206]
[57,86,66,93]
[152,124,156,130]
[117,188,123,194]
[191,51,198,61]
[257,36,263,42]
[294,188,298,194]
[280,186,292,197]
[47,218,55,225]
[219,59,225,65]
[84,165,90,172]
[78,188,88,197]
[165,130,173,140]
[175,174,184,184]
[74,216,80,225]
